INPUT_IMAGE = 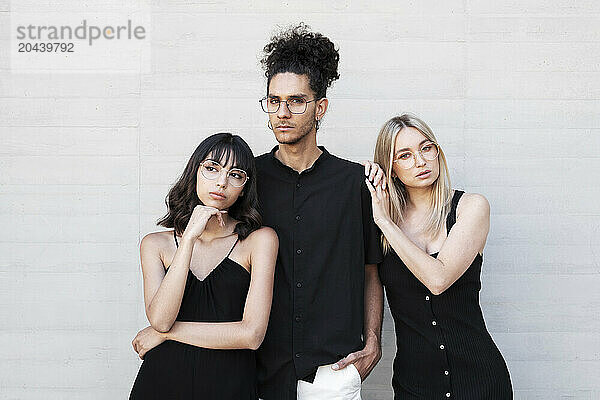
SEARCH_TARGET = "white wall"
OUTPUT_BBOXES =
[1,1,599,399]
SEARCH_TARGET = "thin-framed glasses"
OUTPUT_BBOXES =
[200,160,249,187]
[259,96,317,114]
[393,142,439,169]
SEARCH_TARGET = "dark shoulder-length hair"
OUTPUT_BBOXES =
[157,132,261,240]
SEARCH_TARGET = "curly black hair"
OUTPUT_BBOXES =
[261,23,340,100]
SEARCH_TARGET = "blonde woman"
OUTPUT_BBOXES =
[365,114,512,399]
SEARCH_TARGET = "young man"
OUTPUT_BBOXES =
[255,24,385,400]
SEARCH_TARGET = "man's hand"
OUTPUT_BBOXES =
[331,336,382,381]
[132,326,167,360]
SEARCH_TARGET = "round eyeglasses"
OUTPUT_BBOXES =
[393,142,439,169]
[200,160,249,187]
[259,96,317,114]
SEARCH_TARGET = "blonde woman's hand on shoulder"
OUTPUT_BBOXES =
[365,177,392,227]
[361,160,386,190]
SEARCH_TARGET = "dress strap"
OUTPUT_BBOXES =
[446,190,465,234]
[173,230,179,248]
[226,235,240,258]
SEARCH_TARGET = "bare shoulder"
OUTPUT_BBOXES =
[243,227,278,272]
[140,231,175,264]
[456,192,490,219]
[247,226,279,248]
[141,230,173,248]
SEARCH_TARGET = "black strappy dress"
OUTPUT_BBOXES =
[378,190,513,399]
[130,232,257,399]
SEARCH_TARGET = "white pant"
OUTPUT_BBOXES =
[296,363,362,400]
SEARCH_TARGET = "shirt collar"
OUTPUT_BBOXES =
[268,145,330,175]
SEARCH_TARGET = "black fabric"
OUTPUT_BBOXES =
[130,233,257,400]
[254,146,383,400]
[378,190,513,399]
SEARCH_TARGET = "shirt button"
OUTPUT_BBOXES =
[440,344,445,350]
[446,393,451,398]
[295,353,301,358]
[295,215,301,221]
[296,249,302,255]
[444,370,449,376]
[432,321,437,326]
[295,316,301,322]
[425,295,430,301]
[296,282,302,288]
[296,183,301,188]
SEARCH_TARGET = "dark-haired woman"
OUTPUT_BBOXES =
[129,133,278,400]
[366,114,512,399]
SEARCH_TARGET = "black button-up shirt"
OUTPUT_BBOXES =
[255,146,383,400]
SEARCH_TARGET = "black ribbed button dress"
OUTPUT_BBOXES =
[378,190,513,399]
[129,233,257,399]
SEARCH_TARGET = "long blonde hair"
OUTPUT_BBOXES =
[373,113,453,254]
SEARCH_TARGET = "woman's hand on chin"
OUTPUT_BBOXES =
[181,205,228,241]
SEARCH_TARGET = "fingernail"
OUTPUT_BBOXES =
[331,364,339,370]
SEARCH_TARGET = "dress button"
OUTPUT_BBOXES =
[440,344,445,350]
[295,316,301,322]
[425,295,430,301]
[432,321,437,326]
[444,370,449,376]
[295,215,301,221]
[446,393,451,398]
[296,249,302,254]
[296,282,302,288]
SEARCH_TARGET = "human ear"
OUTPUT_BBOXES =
[315,97,328,120]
